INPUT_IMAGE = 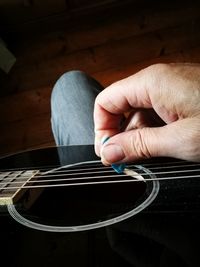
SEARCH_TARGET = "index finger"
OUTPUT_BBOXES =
[94,69,153,155]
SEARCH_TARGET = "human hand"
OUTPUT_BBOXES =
[94,63,200,165]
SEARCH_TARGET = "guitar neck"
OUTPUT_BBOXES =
[0,170,39,206]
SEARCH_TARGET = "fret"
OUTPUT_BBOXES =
[0,171,23,192]
[0,170,39,205]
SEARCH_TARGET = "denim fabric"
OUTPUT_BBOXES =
[51,71,103,146]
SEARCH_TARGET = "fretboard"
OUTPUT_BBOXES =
[0,170,39,205]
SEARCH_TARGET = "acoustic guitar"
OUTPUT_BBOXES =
[0,145,200,267]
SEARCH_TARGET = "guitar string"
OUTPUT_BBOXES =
[0,159,189,173]
[0,165,60,172]
[0,161,199,184]
[46,162,199,174]
[0,172,200,191]
[0,162,200,185]
[0,173,200,190]
[0,166,200,186]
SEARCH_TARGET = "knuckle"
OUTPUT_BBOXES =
[147,63,171,84]
[94,92,102,106]
[148,63,170,73]
[129,130,151,159]
[144,63,173,101]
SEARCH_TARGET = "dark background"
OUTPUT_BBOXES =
[0,0,200,157]
[1,2,200,265]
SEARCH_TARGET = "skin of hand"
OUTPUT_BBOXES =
[94,63,200,165]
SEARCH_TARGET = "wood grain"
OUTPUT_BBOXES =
[3,18,200,95]
[1,2,200,157]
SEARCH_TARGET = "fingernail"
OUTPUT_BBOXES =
[101,144,125,163]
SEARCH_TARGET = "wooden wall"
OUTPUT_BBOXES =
[0,0,200,157]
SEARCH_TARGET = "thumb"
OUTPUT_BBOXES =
[100,124,181,164]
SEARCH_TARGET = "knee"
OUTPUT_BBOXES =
[58,70,88,84]
[53,70,87,93]
[51,70,86,104]
[51,70,89,113]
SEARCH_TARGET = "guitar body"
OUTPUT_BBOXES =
[0,145,200,267]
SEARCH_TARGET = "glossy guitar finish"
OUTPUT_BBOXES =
[0,145,200,267]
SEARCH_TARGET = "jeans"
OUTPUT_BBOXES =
[51,71,103,146]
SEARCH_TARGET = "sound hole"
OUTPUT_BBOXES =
[19,162,157,228]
